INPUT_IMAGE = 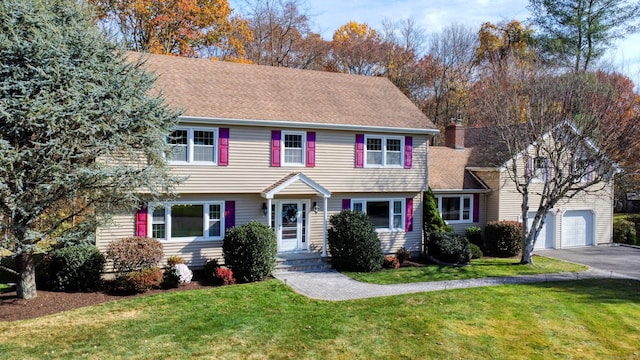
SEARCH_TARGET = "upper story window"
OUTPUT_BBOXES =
[436,195,472,223]
[352,198,405,231]
[526,156,553,182]
[365,135,404,167]
[168,127,218,165]
[283,131,305,166]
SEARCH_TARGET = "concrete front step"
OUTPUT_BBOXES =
[274,254,332,273]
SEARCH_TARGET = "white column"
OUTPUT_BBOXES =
[322,197,328,257]
[267,198,273,228]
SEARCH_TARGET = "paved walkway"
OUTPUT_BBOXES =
[273,267,632,301]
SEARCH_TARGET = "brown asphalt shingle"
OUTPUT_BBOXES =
[135,52,436,130]
[429,147,488,191]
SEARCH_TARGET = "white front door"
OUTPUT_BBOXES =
[277,201,308,252]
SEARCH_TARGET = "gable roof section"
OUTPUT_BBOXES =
[262,172,331,199]
[135,52,437,132]
[429,147,489,191]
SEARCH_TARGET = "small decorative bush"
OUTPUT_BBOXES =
[46,245,105,292]
[395,247,411,264]
[203,258,221,283]
[328,210,384,272]
[223,221,277,283]
[166,255,185,266]
[120,267,163,293]
[162,266,181,289]
[106,237,164,277]
[383,255,400,269]
[214,267,236,285]
[469,243,483,259]
[465,226,483,247]
[484,221,523,257]
[613,218,637,245]
[427,232,471,264]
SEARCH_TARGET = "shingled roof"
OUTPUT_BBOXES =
[429,147,488,191]
[134,52,436,131]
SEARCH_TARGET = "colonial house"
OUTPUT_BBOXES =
[95,53,438,267]
[429,121,615,249]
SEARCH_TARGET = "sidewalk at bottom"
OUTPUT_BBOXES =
[273,268,634,301]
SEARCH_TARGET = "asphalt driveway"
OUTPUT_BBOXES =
[540,244,640,280]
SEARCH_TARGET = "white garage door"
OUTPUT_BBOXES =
[561,210,593,247]
[529,212,555,249]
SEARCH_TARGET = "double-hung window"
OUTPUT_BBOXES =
[282,131,305,166]
[351,198,405,231]
[150,202,225,241]
[436,195,472,223]
[168,127,217,164]
[365,135,403,167]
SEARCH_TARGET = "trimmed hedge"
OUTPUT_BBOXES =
[427,232,471,264]
[469,243,483,259]
[613,218,637,245]
[484,221,522,257]
[45,245,105,291]
[465,226,483,247]
[328,210,384,272]
[106,237,164,277]
[223,221,277,283]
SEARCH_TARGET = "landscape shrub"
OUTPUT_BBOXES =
[327,210,384,272]
[383,255,400,269]
[214,267,236,285]
[613,218,637,245]
[203,258,221,283]
[119,267,163,293]
[46,245,105,291]
[223,221,277,283]
[395,247,411,264]
[106,237,164,277]
[162,266,181,289]
[427,232,471,264]
[465,226,483,247]
[469,243,483,259]
[423,188,451,253]
[484,221,523,257]
[166,256,184,266]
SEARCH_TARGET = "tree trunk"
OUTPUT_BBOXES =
[520,242,534,265]
[15,252,37,300]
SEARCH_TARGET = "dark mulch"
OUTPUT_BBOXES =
[0,275,211,323]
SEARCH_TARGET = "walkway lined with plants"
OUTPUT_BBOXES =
[274,267,630,301]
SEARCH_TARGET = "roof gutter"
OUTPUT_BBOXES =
[180,116,440,136]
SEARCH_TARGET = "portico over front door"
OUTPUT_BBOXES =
[276,200,308,252]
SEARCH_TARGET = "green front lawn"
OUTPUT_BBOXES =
[345,256,587,284]
[0,279,638,359]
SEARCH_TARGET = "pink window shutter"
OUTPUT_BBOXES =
[224,201,235,230]
[355,134,364,168]
[405,198,413,232]
[404,136,412,169]
[271,130,281,167]
[135,207,147,237]
[525,157,533,178]
[218,128,229,166]
[306,132,316,167]
[473,194,479,223]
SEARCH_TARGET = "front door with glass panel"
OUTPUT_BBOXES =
[277,201,308,252]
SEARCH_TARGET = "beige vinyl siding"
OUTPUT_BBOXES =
[167,124,428,194]
[472,170,501,223]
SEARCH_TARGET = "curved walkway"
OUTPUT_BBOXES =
[273,268,631,301]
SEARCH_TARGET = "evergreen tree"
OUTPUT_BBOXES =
[422,188,449,253]
[0,0,180,299]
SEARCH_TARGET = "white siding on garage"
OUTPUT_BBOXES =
[529,212,556,249]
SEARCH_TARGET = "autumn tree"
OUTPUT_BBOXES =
[473,65,627,264]
[474,20,536,76]
[90,0,252,59]
[379,18,425,98]
[327,21,387,75]
[0,0,180,299]
[420,24,477,129]
[528,0,640,72]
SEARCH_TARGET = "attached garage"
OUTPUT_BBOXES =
[561,210,594,247]
[529,212,556,249]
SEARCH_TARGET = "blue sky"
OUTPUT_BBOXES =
[230,0,640,84]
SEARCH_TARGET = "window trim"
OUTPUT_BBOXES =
[148,201,225,242]
[364,135,404,168]
[281,130,306,166]
[436,195,474,224]
[350,198,406,232]
[168,127,219,165]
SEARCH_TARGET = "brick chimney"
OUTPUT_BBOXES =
[444,119,465,150]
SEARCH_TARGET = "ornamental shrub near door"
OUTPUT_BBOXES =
[328,210,384,272]
[223,221,277,283]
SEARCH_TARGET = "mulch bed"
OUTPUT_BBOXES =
[0,276,210,322]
